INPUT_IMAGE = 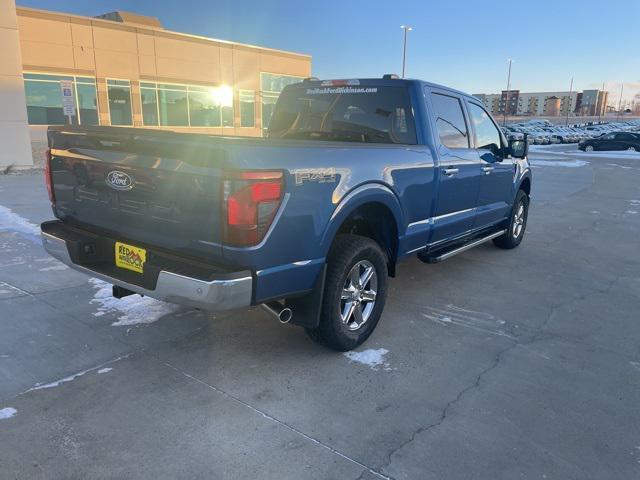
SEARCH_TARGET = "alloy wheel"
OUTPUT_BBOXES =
[340,260,378,331]
[513,202,525,239]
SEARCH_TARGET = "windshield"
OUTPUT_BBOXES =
[267,85,417,144]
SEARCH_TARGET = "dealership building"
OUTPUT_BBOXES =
[0,0,311,168]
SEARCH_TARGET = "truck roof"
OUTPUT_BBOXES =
[298,77,476,101]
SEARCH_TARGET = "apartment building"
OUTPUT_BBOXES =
[475,89,609,117]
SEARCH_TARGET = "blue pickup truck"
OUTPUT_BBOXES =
[41,76,531,351]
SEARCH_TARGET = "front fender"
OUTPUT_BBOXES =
[513,160,532,201]
[319,182,405,256]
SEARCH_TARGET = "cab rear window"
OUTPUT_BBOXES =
[267,86,417,145]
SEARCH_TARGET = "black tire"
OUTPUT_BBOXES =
[493,189,529,249]
[306,234,388,351]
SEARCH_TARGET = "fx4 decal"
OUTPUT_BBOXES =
[293,168,337,185]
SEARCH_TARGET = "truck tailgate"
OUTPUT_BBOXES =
[48,127,227,261]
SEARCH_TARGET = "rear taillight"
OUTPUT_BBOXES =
[44,148,55,204]
[224,170,283,246]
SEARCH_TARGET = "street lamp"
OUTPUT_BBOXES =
[565,77,573,126]
[617,82,624,121]
[400,25,412,78]
[503,59,513,127]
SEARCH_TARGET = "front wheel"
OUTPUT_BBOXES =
[627,146,637,152]
[493,189,529,249]
[306,234,388,351]
[585,145,595,152]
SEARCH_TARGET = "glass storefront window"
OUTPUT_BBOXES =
[140,85,159,126]
[158,87,189,126]
[189,90,220,127]
[76,82,98,126]
[261,93,279,130]
[260,73,302,129]
[107,79,133,126]
[260,73,302,93]
[222,105,233,127]
[240,90,255,127]
[24,73,98,126]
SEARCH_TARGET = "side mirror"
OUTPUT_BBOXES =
[509,139,528,159]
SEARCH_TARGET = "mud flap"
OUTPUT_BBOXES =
[285,264,326,329]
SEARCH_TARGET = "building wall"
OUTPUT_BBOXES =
[16,6,311,137]
[543,97,561,116]
[513,91,579,116]
[0,0,32,168]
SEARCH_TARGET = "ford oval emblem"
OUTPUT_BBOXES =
[105,170,134,191]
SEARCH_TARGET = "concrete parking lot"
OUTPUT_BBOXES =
[1,145,639,480]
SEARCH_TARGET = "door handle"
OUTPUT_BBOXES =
[481,166,494,175]
[442,168,459,176]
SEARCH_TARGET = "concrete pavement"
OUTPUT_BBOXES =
[0,146,639,479]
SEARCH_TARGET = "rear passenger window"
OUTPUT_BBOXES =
[430,93,469,149]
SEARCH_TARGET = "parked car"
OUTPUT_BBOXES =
[501,126,524,141]
[41,76,532,351]
[579,131,640,152]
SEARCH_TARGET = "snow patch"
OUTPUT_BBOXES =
[575,150,640,159]
[0,407,17,420]
[25,355,127,393]
[39,264,69,272]
[626,210,638,215]
[89,278,180,326]
[0,206,40,239]
[530,159,588,168]
[97,367,112,374]
[344,348,391,370]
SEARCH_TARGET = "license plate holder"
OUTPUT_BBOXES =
[115,241,146,274]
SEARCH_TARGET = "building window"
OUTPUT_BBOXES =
[240,90,255,127]
[139,82,234,128]
[140,82,159,126]
[23,73,98,126]
[260,73,303,129]
[107,79,133,126]
[188,86,221,127]
[75,77,99,126]
[158,84,189,126]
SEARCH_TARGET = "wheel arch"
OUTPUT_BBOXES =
[321,184,404,277]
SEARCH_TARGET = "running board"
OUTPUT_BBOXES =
[421,230,507,264]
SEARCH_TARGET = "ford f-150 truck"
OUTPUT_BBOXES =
[41,76,531,351]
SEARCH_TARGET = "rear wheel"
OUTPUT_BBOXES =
[306,234,388,351]
[493,189,529,249]
[627,146,637,152]
[585,145,595,152]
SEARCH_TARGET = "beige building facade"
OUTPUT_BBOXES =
[1,2,311,167]
[0,0,32,169]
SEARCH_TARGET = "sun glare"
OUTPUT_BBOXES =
[209,85,233,107]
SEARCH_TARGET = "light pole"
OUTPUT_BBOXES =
[400,25,412,78]
[503,59,513,126]
[565,77,573,126]
[598,81,604,123]
[617,82,624,121]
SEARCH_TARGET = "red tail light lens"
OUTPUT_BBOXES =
[44,149,55,204]
[224,171,283,246]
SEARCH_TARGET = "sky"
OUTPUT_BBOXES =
[17,0,640,106]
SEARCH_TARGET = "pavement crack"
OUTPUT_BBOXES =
[163,361,394,480]
[380,342,516,474]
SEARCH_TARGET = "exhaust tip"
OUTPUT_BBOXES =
[278,308,293,324]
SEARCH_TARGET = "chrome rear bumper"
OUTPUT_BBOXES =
[42,232,253,312]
